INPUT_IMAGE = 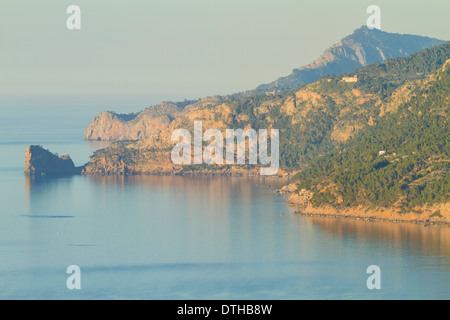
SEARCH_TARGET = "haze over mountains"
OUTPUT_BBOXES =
[84,26,445,142]
[26,26,450,222]
[253,26,445,93]
[76,41,450,177]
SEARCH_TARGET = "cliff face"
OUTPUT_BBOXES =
[77,45,450,177]
[30,41,450,181]
[79,75,415,175]
[290,59,450,224]
[24,145,83,177]
[81,102,266,176]
[290,201,450,225]
[84,102,182,141]
[84,27,445,143]
[254,26,445,93]
[84,97,224,141]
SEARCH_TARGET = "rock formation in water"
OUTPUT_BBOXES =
[24,29,450,225]
[24,145,83,177]
[27,42,450,181]
[80,45,450,176]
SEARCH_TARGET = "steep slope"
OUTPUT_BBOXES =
[85,26,443,141]
[291,60,450,222]
[253,26,445,93]
[84,26,445,142]
[85,97,225,141]
[25,145,83,177]
[80,42,450,176]
[84,102,180,141]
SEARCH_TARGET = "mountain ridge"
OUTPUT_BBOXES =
[24,39,450,221]
[288,59,450,223]
[84,26,445,142]
[73,42,450,176]
[253,26,445,93]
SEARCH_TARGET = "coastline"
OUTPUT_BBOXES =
[291,203,450,227]
[24,145,449,227]
[280,184,450,226]
[24,145,296,178]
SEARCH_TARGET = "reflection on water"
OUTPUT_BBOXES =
[24,174,449,260]
[11,174,450,299]
[304,216,450,257]
[85,174,289,207]
[5,103,449,299]
[85,174,289,188]
[22,175,296,267]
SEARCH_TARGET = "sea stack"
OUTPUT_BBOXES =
[24,145,83,177]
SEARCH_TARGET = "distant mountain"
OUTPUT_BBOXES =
[252,26,445,93]
[26,30,450,224]
[84,26,445,142]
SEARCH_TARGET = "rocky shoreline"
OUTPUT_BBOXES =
[295,202,450,227]
[24,145,290,178]
[279,183,450,226]
[293,211,450,227]
[24,146,449,226]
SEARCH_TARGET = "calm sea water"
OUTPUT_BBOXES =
[0,100,449,299]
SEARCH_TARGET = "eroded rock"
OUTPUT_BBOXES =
[24,145,83,177]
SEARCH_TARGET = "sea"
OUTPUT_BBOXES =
[0,96,448,299]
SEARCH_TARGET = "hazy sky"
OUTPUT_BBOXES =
[1,0,449,101]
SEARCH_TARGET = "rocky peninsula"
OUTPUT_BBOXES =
[23,31,449,226]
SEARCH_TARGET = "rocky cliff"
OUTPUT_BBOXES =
[84,102,182,141]
[24,145,83,177]
[84,27,444,143]
[85,97,224,141]
[81,102,267,176]
[68,42,450,177]
[288,59,450,225]
[29,40,450,183]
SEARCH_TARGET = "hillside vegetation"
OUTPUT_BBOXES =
[85,42,450,182]
[227,42,450,168]
[294,59,450,210]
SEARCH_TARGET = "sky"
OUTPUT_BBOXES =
[0,0,449,104]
